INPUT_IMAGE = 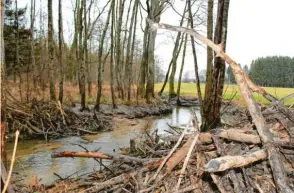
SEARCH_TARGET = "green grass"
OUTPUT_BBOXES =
[155,83,294,105]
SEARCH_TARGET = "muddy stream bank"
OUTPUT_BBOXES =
[7,107,201,186]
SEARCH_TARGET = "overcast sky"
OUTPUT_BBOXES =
[19,0,294,77]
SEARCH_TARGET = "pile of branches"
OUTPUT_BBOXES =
[46,104,294,193]
[6,99,113,140]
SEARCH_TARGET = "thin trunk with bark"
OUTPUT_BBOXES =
[169,3,187,97]
[188,0,203,116]
[30,0,36,87]
[95,0,113,110]
[177,34,188,104]
[110,0,117,108]
[48,0,56,100]
[125,0,138,102]
[202,0,214,130]
[58,0,64,103]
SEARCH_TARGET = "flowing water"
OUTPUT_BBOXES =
[7,107,201,185]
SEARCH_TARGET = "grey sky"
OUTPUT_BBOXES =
[19,0,294,77]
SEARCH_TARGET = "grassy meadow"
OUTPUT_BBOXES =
[155,83,294,106]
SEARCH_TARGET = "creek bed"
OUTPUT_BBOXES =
[7,107,201,186]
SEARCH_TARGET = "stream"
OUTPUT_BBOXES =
[7,107,201,186]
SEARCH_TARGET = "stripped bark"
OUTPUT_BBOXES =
[205,149,267,172]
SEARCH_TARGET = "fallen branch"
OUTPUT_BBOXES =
[205,149,267,172]
[146,19,293,193]
[2,130,19,193]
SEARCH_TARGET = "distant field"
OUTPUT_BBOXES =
[155,83,294,105]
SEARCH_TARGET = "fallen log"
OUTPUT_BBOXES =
[146,19,293,193]
[218,129,261,144]
[51,151,156,164]
[205,149,267,172]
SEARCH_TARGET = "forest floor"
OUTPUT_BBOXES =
[155,83,294,106]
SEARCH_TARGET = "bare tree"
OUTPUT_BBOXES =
[95,0,113,110]
[125,0,139,102]
[110,0,116,108]
[48,0,56,100]
[30,0,36,87]
[169,2,187,98]
[58,0,64,103]
[176,34,188,104]
[202,0,230,130]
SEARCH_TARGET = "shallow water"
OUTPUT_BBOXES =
[7,107,200,185]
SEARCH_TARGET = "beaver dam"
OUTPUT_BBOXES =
[4,97,294,193]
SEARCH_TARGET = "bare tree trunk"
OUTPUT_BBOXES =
[169,3,187,98]
[115,0,126,99]
[95,0,113,110]
[83,0,88,108]
[30,0,36,88]
[176,34,188,105]
[137,24,149,98]
[48,0,56,101]
[1,0,7,167]
[146,0,165,103]
[201,0,230,130]
[124,0,138,102]
[15,0,23,101]
[202,0,214,130]
[158,38,184,96]
[110,0,117,108]
[78,0,86,110]
[188,0,203,114]
[58,0,64,103]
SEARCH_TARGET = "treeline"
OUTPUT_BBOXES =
[250,56,294,88]
[226,56,294,88]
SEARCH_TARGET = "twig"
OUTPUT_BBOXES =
[149,116,192,182]
[176,116,200,191]
[2,130,19,193]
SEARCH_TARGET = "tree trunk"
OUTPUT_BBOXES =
[58,0,64,103]
[48,0,56,101]
[15,0,23,101]
[202,0,214,129]
[169,3,187,98]
[95,0,113,110]
[158,38,184,96]
[146,0,165,103]
[125,0,138,102]
[78,0,86,110]
[83,0,88,108]
[1,0,7,167]
[30,0,36,88]
[176,34,188,105]
[115,0,126,99]
[201,0,230,130]
[188,0,203,115]
[110,0,117,108]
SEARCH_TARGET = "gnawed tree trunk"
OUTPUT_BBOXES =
[147,18,293,193]
[58,0,64,103]
[48,0,56,101]
[202,0,230,130]
[95,0,113,110]
[176,34,188,105]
